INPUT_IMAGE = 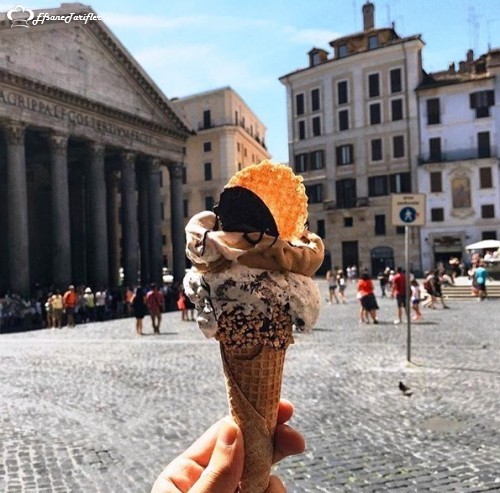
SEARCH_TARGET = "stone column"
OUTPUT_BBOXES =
[138,165,150,286]
[106,170,120,287]
[148,158,163,285]
[5,122,30,296]
[87,142,109,287]
[168,162,185,283]
[49,132,72,289]
[121,151,139,287]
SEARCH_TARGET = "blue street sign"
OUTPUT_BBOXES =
[391,194,426,227]
[400,206,417,223]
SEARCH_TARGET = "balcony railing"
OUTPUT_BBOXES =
[356,197,369,207]
[197,121,266,149]
[323,197,369,210]
[418,146,497,165]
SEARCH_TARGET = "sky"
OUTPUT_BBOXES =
[2,0,500,163]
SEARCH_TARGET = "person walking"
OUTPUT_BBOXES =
[146,283,165,334]
[75,285,86,324]
[432,269,450,309]
[422,271,436,309]
[50,290,64,329]
[391,267,407,325]
[378,267,390,297]
[472,260,488,301]
[63,285,77,328]
[45,292,54,329]
[326,269,339,304]
[94,287,107,322]
[177,287,188,321]
[336,269,347,303]
[131,286,148,336]
[125,286,134,317]
[410,278,422,320]
[83,287,95,322]
[357,271,379,324]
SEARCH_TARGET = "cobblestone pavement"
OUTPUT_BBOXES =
[1,280,499,492]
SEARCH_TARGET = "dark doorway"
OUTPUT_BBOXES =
[371,246,394,277]
[342,241,359,272]
[433,250,462,269]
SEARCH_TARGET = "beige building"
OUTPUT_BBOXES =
[279,2,424,275]
[171,87,270,227]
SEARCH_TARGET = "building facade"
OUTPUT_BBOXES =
[171,87,270,225]
[417,49,500,271]
[0,4,192,296]
[280,2,424,276]
[280,1,500,276]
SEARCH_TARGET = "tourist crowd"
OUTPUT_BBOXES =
[0,282,183,332]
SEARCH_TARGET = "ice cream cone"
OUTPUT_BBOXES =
[220,342,286,493]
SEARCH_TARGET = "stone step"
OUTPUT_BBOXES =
[441,284,500,299]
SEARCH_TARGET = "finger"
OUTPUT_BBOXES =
[180,420,221,467]
[276,399,294,424]
[273,424,305,464]
[190,418,244,493]
[151,455,206,493]
[264,475,286,493]
[151,421,223,493]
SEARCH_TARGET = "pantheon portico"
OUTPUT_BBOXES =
[0,4,192,296]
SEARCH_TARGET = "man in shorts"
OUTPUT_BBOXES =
[391,267,407,324]
[473,260,488,301]
[63,285,77,328]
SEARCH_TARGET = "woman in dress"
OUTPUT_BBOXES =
[357,271,379,324]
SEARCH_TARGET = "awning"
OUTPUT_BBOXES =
[465,239,500,250]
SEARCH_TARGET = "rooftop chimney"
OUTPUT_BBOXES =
[363,1,375,30]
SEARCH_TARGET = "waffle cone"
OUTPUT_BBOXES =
[220,342,286,493]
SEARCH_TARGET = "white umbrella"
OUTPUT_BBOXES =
[465,239,500,251]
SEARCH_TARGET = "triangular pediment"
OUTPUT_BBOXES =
[0,4,191,137]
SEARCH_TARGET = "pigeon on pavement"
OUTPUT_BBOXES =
[399,381,413,397]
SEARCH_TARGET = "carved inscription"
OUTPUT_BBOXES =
[0,89,154,146]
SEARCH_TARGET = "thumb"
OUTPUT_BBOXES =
[190,418,244,493]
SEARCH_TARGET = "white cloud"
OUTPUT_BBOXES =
[284,26,340,46]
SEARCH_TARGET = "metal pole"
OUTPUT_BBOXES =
[405,225,411,363]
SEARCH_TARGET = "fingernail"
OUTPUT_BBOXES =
[219,421,238,446]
